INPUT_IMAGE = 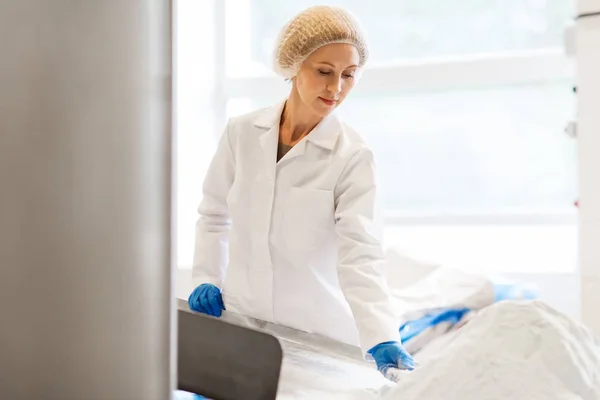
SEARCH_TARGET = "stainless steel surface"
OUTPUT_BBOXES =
[177,300,392,399]
[0,2,174,399]
[178,307,282,399]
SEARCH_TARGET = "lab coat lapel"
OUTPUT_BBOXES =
[275,111,343,164]
[305,112,342,150]
[278,140,306,163]
[258,126,278,179]
[281,113,342,163]
[253,101,343,166]
[254,101,285,180]
[281,114,341,163]
[305,112,342,151]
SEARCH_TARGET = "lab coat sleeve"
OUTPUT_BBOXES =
[334,148,401,357]
[191,121,235,289]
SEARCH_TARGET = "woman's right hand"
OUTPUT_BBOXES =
[188,283,225,317]
[368,341,415,382]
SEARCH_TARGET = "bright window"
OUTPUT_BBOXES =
[226,83,577,214]
[226,0,575,77]
[176,1,578,274]
[175,0,219,267]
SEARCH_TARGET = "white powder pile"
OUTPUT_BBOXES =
[380,300,600,400]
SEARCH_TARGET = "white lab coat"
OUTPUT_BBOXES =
[192,101,400,356]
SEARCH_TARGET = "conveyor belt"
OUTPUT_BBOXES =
[177,299,392,399]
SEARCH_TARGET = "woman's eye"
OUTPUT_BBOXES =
[318,69,353,79]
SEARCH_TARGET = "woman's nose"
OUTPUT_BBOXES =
[327,77,342,94]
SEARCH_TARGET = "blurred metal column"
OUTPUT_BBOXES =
[0,1,174,399]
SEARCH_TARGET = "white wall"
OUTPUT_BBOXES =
[579,0,600,14]
[576,2,600,334]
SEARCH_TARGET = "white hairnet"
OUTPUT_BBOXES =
[273,5,369,79]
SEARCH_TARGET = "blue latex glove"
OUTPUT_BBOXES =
[188,283,225,317]
[368,341,415,382]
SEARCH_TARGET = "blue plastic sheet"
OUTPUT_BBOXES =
[400,282,539,345]
[400,308,470,343]
[174,390,208,399]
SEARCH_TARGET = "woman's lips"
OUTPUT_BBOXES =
[319,97,337,106]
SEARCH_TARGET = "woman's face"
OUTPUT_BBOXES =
[293,43,360,118]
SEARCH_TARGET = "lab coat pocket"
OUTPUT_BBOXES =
[283,187,334,252]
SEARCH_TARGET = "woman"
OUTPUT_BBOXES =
[188,5,414,380]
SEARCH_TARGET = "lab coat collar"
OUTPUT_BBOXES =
[253,100,342,151]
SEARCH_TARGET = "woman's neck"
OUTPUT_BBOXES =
[279,89,323,145]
